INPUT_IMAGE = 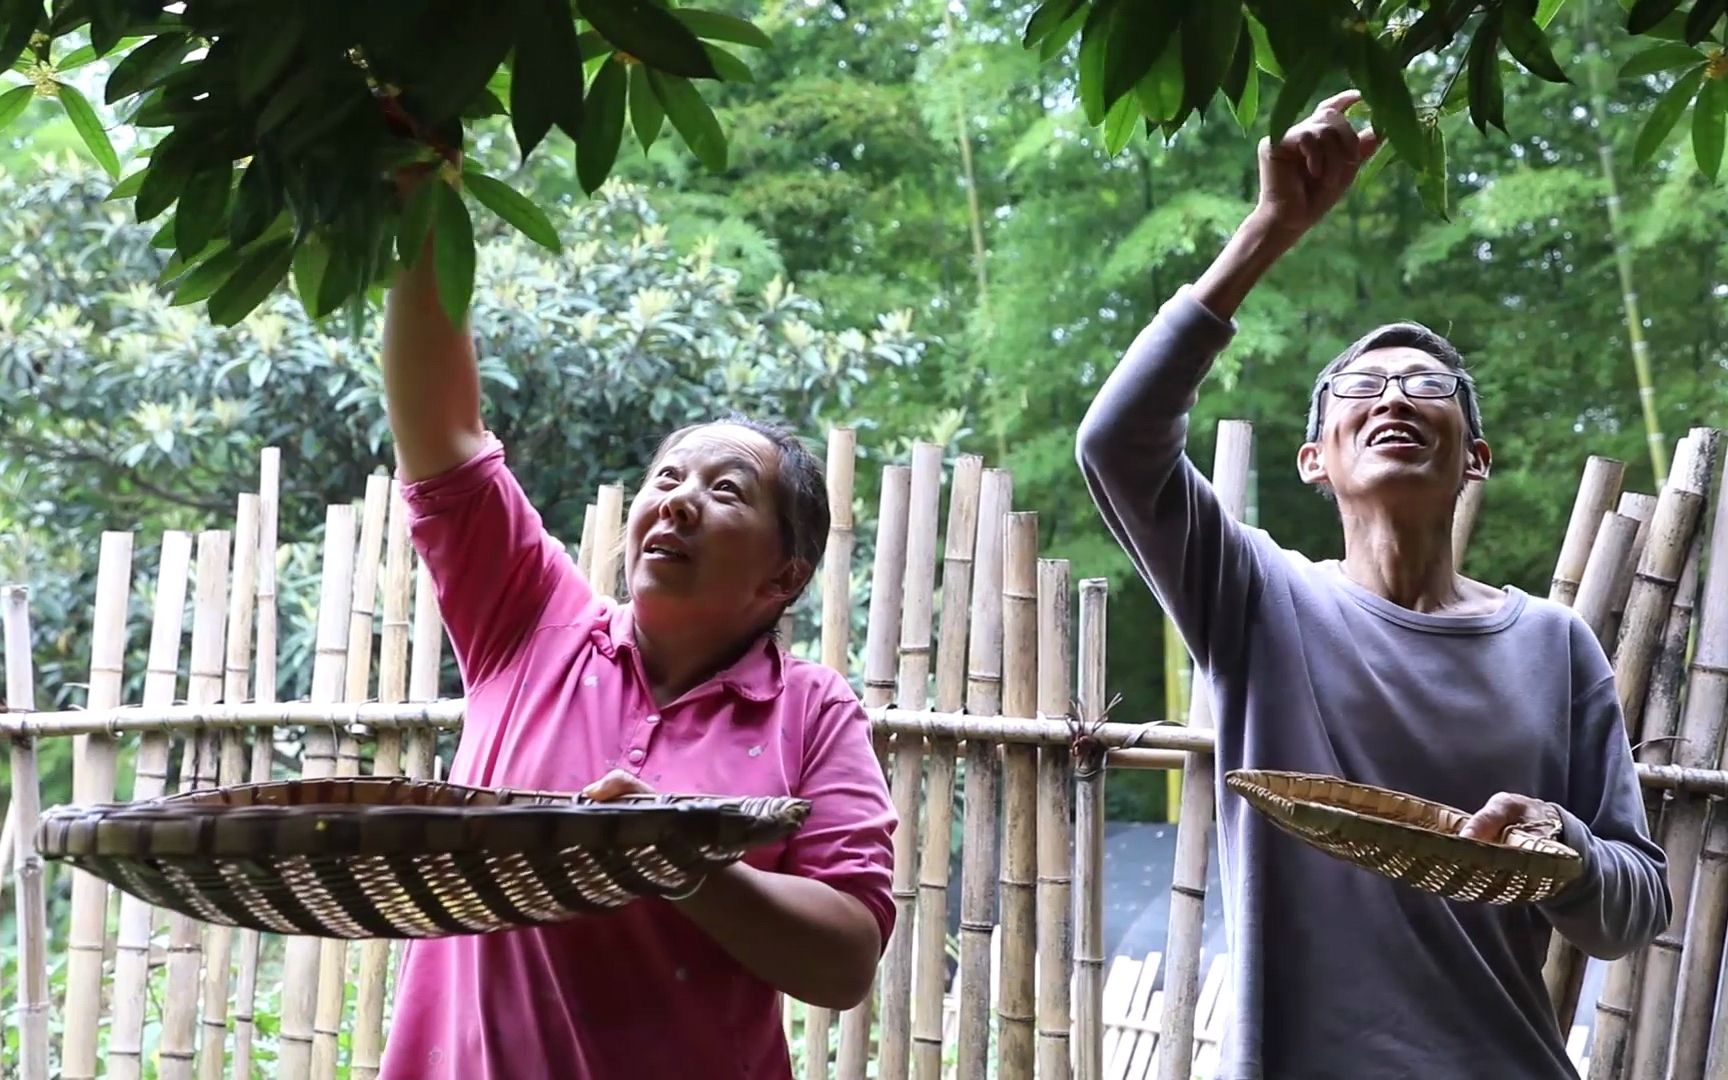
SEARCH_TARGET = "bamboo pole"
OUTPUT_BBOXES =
[4,586,49,1080]
[837,463,912,1080]
[234,449,281,1079]
[958,468,1010,1080]
[198,499,262,1080]
[109,532,195,1080]
[1158,419,1253,1080]
[1612,486,1704,741]
[577,501,598,581]
[404,558,446,782]
[590,483,624,600]
[61,531,134,1080]
[308,478,391,1080]
[879,443,944,1080]
[278,505,359,1080]
[1036,557,1074,1080]
[159,530,233,1080]
[1627,436,1728,1080]
[1649,444,1728,1079]
[1548,456,1625,606]
[1451,477,1485,567]
[1604,492,1658,646]
[912,453,981,1080]
[804,427,858,1080]
[1637,532,1704,770]
[1075,578,1109,1080]
[353,481,416,1080]
[1570,511,1639,645]
[998,510,1040,1080]
[1667,798,1728,1078]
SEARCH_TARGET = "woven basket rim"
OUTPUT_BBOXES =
[37,777,812,861]
[1224,768,1582,865]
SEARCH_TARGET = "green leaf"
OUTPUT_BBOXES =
[1039,5,1087,61]
[1246,13,1282,78]
[1684,0,1727,45]
[1220,18,1253,109]
[1500,4,1569,82]
[1619,42,1709,78]
[702,42,753,83]
[1633,63,1706,166]
[1415,121,1448,219]
[1133,32,1183,123]
[430,181,476,327]
[1022,0,1084,49]
[106,167,147,200]
[1228,61,1260,131]
[0,0,43,74]
[513,0,586,158]
[1626,0,1685,35]
[1179,0,1241,116]
[673,8,772,50]
[291,235,329,317]
[228,156,280,248]
[315,241,360,319]
[462,168,562,252]
[647,69,726,172]
[1077,2,1112,124]
[0,82,31,132]
[53,44,95,71]
[255,66,321,136]
[1103,0,1186,112]
[1691,73,1728,180]
[88,0,128,56]
[1102,90,1137,155]
[175,163,232,260]
[55,82,119,177]
[238,8,302,103]
[577,55,628,194]
[170,245,239,306]
[135,145,189,222]
[208,236,294,327]
[629,61,664,150]
[103,33,191,104]
[396,177,437,266]
[1466,18,1507,135]
[1536,0,1569,26]
[580,0,718,79]
[1269,45,1330,141]
[1354,32,1426,173]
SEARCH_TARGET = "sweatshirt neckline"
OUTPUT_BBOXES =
[1320,562,1528,634]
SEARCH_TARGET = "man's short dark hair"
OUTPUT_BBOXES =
[1304,322,1485,445]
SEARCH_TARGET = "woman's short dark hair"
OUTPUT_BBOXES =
[1304,322,1485,445]
[648,414,829,593]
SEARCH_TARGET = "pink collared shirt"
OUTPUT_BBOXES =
[377,437,897,1080]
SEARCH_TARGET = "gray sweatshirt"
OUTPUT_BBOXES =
[1075,286,1671,1079]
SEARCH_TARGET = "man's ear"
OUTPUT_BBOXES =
[763,557,813,607]
[1465,438,1491,482]
[1297,442,1328,487]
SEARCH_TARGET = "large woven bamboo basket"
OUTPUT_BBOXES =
[1224,769,1582,904]
[36,776,810,939]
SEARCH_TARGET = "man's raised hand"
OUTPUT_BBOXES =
[1255,89,1381,242]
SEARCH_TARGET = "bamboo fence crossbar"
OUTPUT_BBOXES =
[11,421,1728,1080]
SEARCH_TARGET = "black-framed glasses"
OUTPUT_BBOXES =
[1326,371,1462,400]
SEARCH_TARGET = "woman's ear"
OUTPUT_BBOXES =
[1296,442,1328,487]
[764,557,813,607]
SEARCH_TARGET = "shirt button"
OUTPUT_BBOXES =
[645,714,660,725]
[628,748,645,763]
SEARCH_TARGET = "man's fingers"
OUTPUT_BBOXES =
[1315,88,1363,117]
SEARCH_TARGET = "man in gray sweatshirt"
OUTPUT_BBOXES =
[1075,89,1669,1079]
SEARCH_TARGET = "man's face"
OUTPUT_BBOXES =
[1296,347,1490,507]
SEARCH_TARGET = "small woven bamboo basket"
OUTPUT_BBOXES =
[1225,769,1582,904]
[36,776,810,939]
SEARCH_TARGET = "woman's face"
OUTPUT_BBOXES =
[624,423,805,638]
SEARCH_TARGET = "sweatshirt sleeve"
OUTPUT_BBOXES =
[1073,284,1265,671]
[1538,670,1672,959]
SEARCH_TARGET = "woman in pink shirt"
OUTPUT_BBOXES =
[375,176,897,1079]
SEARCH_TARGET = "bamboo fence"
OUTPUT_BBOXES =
[6,422,1728,1080]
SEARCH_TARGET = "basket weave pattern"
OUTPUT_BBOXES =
[1225,769,1583,904]
[37,777,810,939]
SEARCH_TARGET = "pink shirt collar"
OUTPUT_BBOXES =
[591,601,788,703]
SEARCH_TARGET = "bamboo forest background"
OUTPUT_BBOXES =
[3,0,1727,831]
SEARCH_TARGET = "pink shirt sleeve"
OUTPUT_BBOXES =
[787,694,897,951]
[399,436,597,691]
